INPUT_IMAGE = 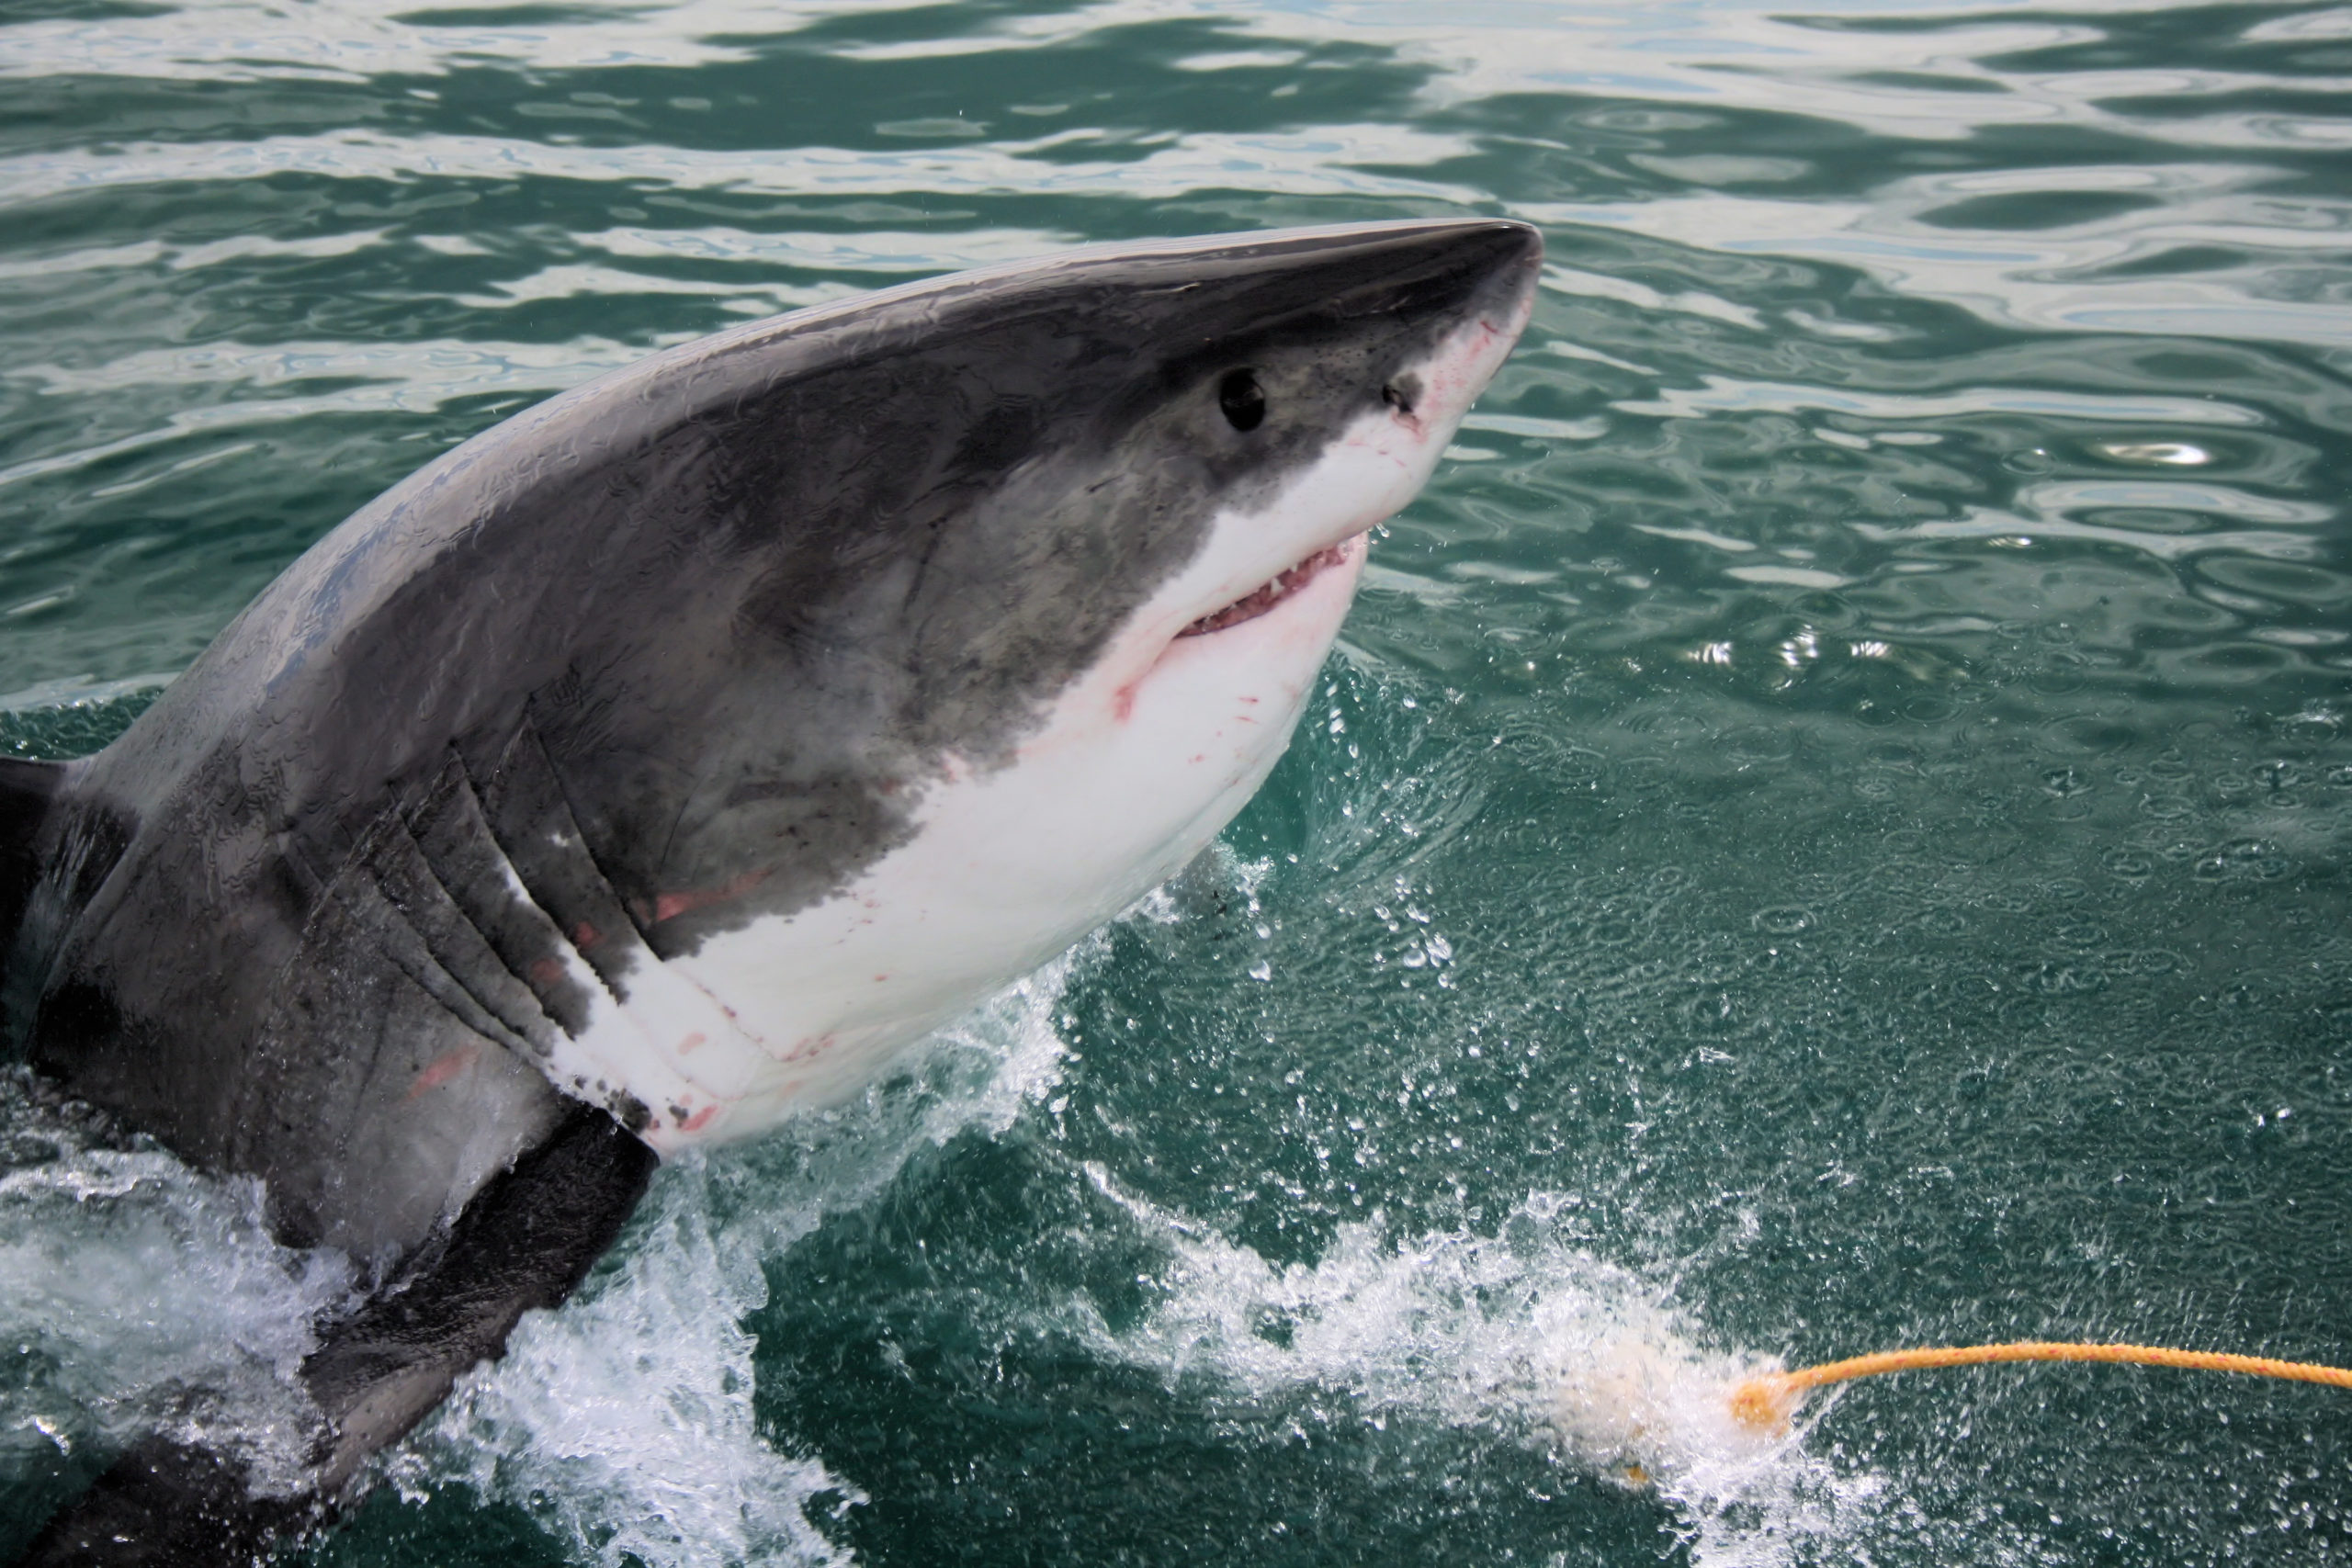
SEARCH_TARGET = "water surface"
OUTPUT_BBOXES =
[4,2,2352,1563]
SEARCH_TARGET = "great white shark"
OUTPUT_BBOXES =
[2,217,1541,1564]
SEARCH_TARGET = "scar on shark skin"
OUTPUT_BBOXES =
[407,1047,477,1100]
[632,865,775,926]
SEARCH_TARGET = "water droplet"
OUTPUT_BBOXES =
[2099,848,2154,880]
[2052,921,2107,952]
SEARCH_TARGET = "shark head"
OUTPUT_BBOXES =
[564,220,1546,1140]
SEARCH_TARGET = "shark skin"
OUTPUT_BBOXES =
[1,218,1542,1565]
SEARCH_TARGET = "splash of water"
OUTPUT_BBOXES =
[401,944,1092,1567]
[1072,1172,1898,1568]
[400,1169,855,1568]
[0,1075,354,1500]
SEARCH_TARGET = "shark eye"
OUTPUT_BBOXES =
[1217,368,1266,432]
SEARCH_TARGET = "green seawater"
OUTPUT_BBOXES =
[4,2,2352,1563]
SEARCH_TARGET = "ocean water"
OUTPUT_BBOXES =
[3,0,2351,1562]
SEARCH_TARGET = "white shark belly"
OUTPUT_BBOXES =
[562,535,1364,1153]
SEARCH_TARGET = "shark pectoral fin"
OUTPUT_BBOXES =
[301,1102,658,1486]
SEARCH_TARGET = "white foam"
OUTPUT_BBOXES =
[0,1085,354,1496]
[5,931,1902,1566]
[401,1169,854,1568]
[1072,1178,1896,1568]
[402,945,1090,1567]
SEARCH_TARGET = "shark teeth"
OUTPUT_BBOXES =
[1177,544,1351,639]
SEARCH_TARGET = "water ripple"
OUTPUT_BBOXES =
[3,3,2352,1563]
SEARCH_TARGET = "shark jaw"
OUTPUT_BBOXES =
[528,228,1542,1151]
[1177,544,1353,638]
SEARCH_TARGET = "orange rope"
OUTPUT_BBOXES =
[1727,1341,2352,1434]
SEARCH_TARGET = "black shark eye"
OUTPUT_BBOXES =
[1218,368,1266,432]
[1383,374,1421,415]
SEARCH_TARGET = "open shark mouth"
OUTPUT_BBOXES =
[1177,541,1354,638]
